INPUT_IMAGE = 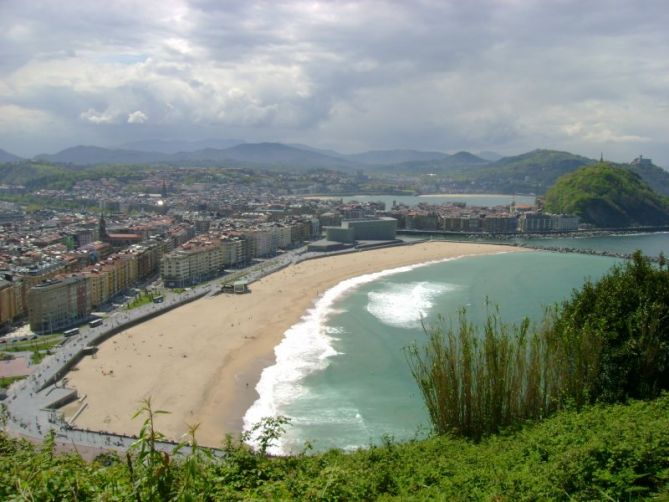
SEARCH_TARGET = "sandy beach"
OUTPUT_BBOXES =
[64,242,529,447]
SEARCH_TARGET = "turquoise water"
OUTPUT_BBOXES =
[245,251,620,454]
[340,194,536,208]
[513,232,669,257]
[421,232,668,258]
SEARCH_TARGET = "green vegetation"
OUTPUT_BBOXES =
[395,149,596,194]
[406,307,597,440]
[461,149,596,194]
[555,251,669,402]
[544,163,669,227]
[0,161,156,191]
[2,254,669,499]
[408,252,669,441]
[0,376,25,389]
[126,291,162,310]
[0,335,63,353]
[0,396,668,500]
[1,335,63,367]
[629,161,669,197]
[30,351,48,365]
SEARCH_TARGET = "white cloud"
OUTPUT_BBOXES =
[127,110,148,124]
[80,108,119,125]
[0,104,52,130]
[0,0,667,162]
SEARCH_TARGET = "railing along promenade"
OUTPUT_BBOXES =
[1,246,319,456]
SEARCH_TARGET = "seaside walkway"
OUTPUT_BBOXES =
[0,245,328,455]
[1,240,427,455]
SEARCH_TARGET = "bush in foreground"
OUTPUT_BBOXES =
[407,252,669,440]
[1,396,669,500]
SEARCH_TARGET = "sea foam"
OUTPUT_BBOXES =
[242,253,477,454]
[366,281,456,328]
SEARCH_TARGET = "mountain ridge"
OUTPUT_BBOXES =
[0,148,23,163]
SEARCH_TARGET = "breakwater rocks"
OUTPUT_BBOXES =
[512,242,664,263]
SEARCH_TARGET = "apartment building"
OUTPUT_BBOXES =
[161,240,225,288]
[481,215,518,234]
[28,275,91,333]
[0,278,24,330]
[519,213,553,233]
[220,237,246,268]
[242,229,277,261]
[79,252,139,308]
[518,213,580,233]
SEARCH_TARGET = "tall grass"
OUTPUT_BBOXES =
[406,307,601,440]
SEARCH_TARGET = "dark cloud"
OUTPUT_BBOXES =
[0,0,667,165]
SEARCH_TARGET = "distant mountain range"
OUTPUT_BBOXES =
[118,138,245,154]
[0,148,23,163]
[35,146,169,166]
[346,149,451,165]
[31,143,484,170]
[477,151,504,162]
[2,141,668,196]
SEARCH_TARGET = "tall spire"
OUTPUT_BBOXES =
[600,152,604,162]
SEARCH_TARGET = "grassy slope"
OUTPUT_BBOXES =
[1,395,668,500]
[544,163,669,227]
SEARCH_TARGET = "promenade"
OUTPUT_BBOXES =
[1,246,315,455]
[2,239,460,455]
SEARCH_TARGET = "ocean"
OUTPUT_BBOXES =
[243,232,668,455]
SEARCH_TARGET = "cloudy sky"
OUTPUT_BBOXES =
[1,0,668,164]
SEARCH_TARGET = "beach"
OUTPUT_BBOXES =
[64,242,529,447]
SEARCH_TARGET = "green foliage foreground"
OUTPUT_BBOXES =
[407,252,669,441]
[2,253,668,499]
[0,396,668,500]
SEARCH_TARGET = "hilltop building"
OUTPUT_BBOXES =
[631,155,652,166]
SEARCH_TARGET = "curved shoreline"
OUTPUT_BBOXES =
[243,252,514,454]
[61,242,530,448]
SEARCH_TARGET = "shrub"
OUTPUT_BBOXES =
[555,250,669,402]
[407,252,669,440]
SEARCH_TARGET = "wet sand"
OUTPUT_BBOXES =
[65,242,529,447]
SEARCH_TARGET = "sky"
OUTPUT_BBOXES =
[1,0,668,165]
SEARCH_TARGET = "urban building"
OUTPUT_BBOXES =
[324,217,397,243]
[27,276,91,333]
[160,241,231,288]
[481,215,518,234]
[519,213,553,233]
[631,155,652,166]
[0,278,24,330]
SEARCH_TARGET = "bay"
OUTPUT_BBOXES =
[270,251,619,453]
[338,193,536,208]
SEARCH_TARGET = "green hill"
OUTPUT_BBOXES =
[629,161,669,197]
[544,163,669,227]
[466,149,596,194]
